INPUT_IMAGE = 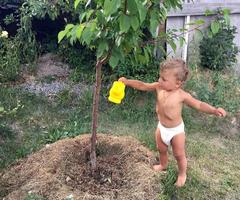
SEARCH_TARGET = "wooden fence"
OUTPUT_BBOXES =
[166,0,240,70]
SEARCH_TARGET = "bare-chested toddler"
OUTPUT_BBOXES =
[118,58,226,187]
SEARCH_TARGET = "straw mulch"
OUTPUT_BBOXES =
[0,134,160,200]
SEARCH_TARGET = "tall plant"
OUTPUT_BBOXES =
[58,0,183,172]
[199,9,239,70]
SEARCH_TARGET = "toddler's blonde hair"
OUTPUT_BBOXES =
[160,58,189,82]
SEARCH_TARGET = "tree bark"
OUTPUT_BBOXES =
[90,60,102,172]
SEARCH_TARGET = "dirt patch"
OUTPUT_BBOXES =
[0,134,160,200]
[19,53,91,97]
[36,53,70,79]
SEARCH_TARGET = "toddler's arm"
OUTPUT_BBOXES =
[183,92,226,117]
[118,77,160,91]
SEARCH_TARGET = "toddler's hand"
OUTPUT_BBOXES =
[118,77,127,85]
[214,108,227,117]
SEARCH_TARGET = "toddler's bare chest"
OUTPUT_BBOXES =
[156,91,182,111]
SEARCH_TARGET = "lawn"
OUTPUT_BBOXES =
[0,59,240,199]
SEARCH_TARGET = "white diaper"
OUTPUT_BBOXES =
[158,121,185,146]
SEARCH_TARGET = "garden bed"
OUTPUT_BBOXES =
[0,134,160,200]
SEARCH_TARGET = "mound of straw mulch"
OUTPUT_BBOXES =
[0,134,160,200]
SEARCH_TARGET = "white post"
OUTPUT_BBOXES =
[182,15,190,62]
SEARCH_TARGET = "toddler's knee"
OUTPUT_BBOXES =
[174,154,186,161]
[158,149,168,154]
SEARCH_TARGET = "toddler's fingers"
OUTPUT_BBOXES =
[217,109,226,117]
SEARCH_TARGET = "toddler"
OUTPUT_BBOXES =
[118,58,226,187]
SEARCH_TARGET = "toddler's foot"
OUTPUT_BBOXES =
[153,164,166,172]
[175,174,187,188]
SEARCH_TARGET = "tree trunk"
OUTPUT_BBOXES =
[90,60,102,172]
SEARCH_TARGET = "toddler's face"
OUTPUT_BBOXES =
[158,69,181,91]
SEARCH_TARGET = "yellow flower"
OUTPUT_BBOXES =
[0,31,8,38]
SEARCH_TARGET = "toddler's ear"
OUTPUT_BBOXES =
[176,80,183,88]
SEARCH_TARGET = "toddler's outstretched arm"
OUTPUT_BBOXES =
[118,77,160,91]
[183,92,227,117]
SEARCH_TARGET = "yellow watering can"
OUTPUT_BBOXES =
[108,81,126,104]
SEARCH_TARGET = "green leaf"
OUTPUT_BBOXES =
[96,10,105,24]
[207,30,213,38]
[223,8,230,16]
[74,0,81,9]
[0,106,4,112]
[119,14,131,33]
[195,29,203,41]
[169,40,177,52]
[104,0,112,16]
[97,40,108,58]
[149,10,159,37]
[90,21,97,32]
[136,0,147,23]
[79,12,87,23]
[130,16,139,31]
[104,0,120,16]
[65,24,75,31]
[115,35,123,46]
[86,9,94,21]
[150,19,158,37]
[58,30,67,43]
[179,37,185,47]
[224,14,230,26]
[70,37,75,46]
[205,9,215,16]
[76,24,85,39]
[143,48,149,64]
[194,19,205,25]
[82,26,93,45]
[109,54,119,68]
[223,9,230,26]
[211,21,220,34]
[128,0,138,15]
[112,0,121,14]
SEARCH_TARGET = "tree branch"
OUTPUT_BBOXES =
[141,24,207,47]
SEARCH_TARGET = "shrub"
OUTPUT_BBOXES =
[199,15,239,70]
[0,34,21,82]
[112,55,161,82]
[57,42,96,83]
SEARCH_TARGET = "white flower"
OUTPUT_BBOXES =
[1,31,8,38]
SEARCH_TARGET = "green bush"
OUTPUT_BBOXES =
[58,42,99,83]
[199,17,239,70]
[112,55,161,82]
[0,36,21,82]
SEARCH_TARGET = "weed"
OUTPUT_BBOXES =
[40,75,57,83]
[56,89,74,107]
[25,192,45,200]
[0,36,21,82]
[185,68,240,113]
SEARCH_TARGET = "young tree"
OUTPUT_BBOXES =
[58,0,182,172]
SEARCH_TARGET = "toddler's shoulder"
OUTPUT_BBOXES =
[179,89,192,99]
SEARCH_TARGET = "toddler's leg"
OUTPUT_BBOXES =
[171,133,187,187]
[153,128,168,171]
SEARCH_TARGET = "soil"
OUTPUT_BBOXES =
[0,134,160,200]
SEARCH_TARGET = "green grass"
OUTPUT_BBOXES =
[0,69,240,199]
